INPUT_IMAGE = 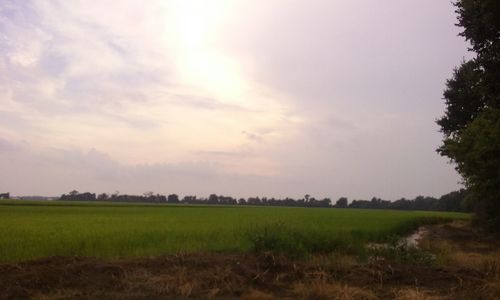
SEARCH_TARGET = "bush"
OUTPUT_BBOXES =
[246,222,365,258]
[246,222,308,257]
[368,241,436,266]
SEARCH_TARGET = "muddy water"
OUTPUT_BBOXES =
[403,226,429,247]
[366,226,429,250]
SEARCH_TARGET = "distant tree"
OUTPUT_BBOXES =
[182,195,197,203]
[97,193,109,201]
[167,194,179,203]
[370,197,381,208]
[319,198,331,207]
[307,197,317,207]
[156,194,167,203]
[208,194,218,204]
[392,198,410,210]
[247,197,261,205]
[335,197,348,208]
[60,192,96,201]
[437,189,470,212]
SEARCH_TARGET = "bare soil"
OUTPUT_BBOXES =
[1,221,499,299]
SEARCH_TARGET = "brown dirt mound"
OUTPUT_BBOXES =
[1,222,499,299]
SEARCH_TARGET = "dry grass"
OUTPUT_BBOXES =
[307,254,359,277]
[420,222,500,272]
[481,280,500,299]
[394,288,442,300]
[241,289,276,300]
[292,282,377,300]
[32,289,82,300]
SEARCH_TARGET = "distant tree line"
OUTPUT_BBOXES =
[344,190,469,212]
[59,190,169,203]
[0,193,10,199]
[58,189,470,212]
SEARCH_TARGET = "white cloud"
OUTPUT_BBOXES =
[0,0,297,169]
[0,1,465,199]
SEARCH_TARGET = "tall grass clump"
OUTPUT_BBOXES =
[246,216,458,258]
[247,222,371,258]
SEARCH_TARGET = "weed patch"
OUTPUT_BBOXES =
[368,241,437,266]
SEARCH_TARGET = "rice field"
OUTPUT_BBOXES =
[0,200,469,262]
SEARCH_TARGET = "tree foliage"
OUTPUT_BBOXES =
[334,197,348,208]
[437,60,485,136]
[455,0,500,109]
[441,109,500,229]
[438,0,500,231]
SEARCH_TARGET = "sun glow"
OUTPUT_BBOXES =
[162,0,248,102]
[131,0,298,176]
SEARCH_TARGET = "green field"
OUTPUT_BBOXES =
[0,200,469,262]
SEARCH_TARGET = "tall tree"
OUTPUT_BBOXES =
[455,0,500,107]
[437,60,485,136]
[438,0,500,231]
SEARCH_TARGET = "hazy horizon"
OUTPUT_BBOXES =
[1,1,470,200]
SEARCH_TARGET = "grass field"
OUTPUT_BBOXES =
[0,200,469,262]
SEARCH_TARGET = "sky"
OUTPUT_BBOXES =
[0,0,470,199]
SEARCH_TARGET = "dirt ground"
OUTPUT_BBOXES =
[1,221,499,300]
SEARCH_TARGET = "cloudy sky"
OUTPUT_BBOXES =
[0,1,469,199]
